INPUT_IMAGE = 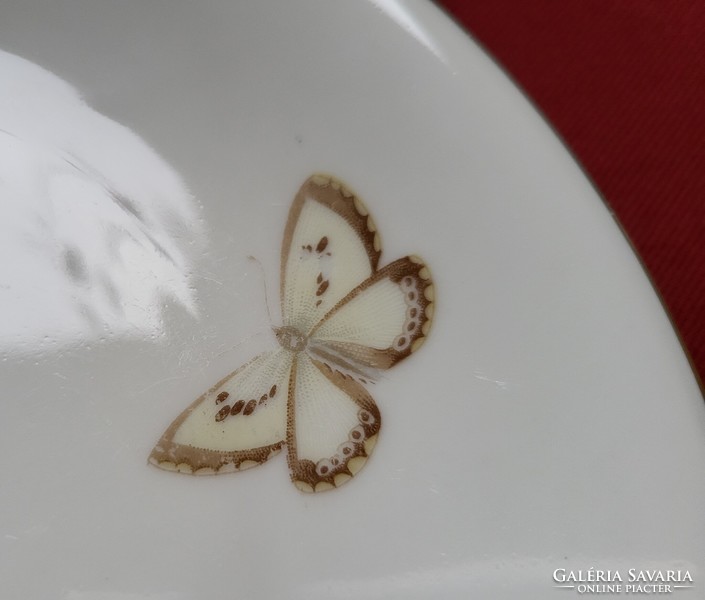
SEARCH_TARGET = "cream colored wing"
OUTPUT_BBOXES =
[149,350,293,475]
[286,355,381,493]
[308,256,434,377]
[280,174,382,335]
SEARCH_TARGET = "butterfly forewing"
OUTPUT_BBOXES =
[149,350,292,475]
[280,175,382,334]
[286,354,381,493]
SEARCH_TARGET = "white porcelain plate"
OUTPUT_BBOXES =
[1,2,703,599]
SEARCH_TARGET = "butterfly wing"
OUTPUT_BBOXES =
[149,175,433,493]
[286,354,381,493]
[308,256,434,377]
[280,174,382,335]
[149,350,293,475]
[282,179,434,493]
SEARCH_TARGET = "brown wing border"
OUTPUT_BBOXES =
[285,356,381,493]
[148,354,285,475]
[280,174,383,314]
[309,256,435,370]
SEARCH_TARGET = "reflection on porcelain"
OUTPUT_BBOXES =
[149,174,434,492]
[0,50,201,354]
[372,0,448,64]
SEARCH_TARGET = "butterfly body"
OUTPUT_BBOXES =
[274,325,308,352]
[149,175,434,492]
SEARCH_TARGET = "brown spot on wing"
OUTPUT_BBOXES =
[316,236,329,253]
[215,406,231,422]
[310,256,435,369]
[147,352,288,477]
[316,280,329,296]
[281,175,382,314]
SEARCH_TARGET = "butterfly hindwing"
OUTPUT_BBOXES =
[149,350,292,475]
[280,175,382,334]
[286,354,381,493]
[308,256,434,373]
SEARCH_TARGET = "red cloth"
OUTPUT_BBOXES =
[437,0,705,385]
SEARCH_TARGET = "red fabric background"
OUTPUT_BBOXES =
[437,1,705,385]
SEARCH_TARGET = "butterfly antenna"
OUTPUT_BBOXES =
[247,254,275,326]
[212,329,269,360]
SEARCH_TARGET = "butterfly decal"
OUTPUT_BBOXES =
[149,174,435,492]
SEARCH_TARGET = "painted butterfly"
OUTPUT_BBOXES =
[149,174,434,492]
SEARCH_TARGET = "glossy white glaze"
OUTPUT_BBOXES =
[0,1,702,599]
[0,50,201,353]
